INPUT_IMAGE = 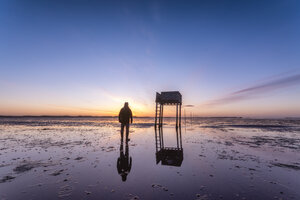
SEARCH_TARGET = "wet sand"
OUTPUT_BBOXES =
[0,117,300,200]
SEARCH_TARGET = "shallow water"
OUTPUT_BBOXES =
[0,117,300,200]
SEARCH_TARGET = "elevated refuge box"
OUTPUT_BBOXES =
[156,91,182,105]
[155,91,182,127]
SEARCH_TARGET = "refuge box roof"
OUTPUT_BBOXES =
[156,91,182,104]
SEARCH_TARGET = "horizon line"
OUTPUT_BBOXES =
[0,115,299,119]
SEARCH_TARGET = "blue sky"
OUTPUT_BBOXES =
[0,0,300,117]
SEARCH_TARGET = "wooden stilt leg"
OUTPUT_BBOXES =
[162,104,163,127]
[159,104,162,127]
[179,126,182,149]
[158,104,160,126]
[179,104,181,127]
[176,125,179,148]
[176,104,177,128]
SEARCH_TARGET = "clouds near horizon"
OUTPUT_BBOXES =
[202,73,300,107]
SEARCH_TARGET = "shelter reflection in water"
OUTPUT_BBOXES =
[155,126,183,167]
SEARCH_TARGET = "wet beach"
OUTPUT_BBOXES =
[0,117,300,200]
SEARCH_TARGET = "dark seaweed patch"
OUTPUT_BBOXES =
[272,163,300,170]
[0,175,15,183]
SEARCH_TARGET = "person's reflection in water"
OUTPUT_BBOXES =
[117,139,132,182]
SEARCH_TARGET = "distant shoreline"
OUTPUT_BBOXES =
[0,115,239,118]
[0,115,299,120]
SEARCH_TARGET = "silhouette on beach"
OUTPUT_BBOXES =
[117,139,132,182]
[117,102,133,181]
[118,102,133,142]
[154,91,183,166]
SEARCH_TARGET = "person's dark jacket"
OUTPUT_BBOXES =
[118,107,133,124]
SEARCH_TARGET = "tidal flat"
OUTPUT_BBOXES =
[0,117,299,200]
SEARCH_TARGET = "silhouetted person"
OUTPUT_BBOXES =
[117,140,132,182]
[118,102,133,141]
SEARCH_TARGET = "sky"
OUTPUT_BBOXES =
[0,0,300,117]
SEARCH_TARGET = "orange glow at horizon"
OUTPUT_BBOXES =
[1,102,299,118]
[1,104,300,118]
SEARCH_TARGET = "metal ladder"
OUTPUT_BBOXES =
[155,102,161,126]
[155,125,163,151]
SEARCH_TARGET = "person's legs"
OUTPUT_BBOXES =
[120,142,124,152]
[125,139,129,157]
[125,123,130,141]
[121,123,125,142]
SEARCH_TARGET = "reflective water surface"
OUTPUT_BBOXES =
[0,117,300,200]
